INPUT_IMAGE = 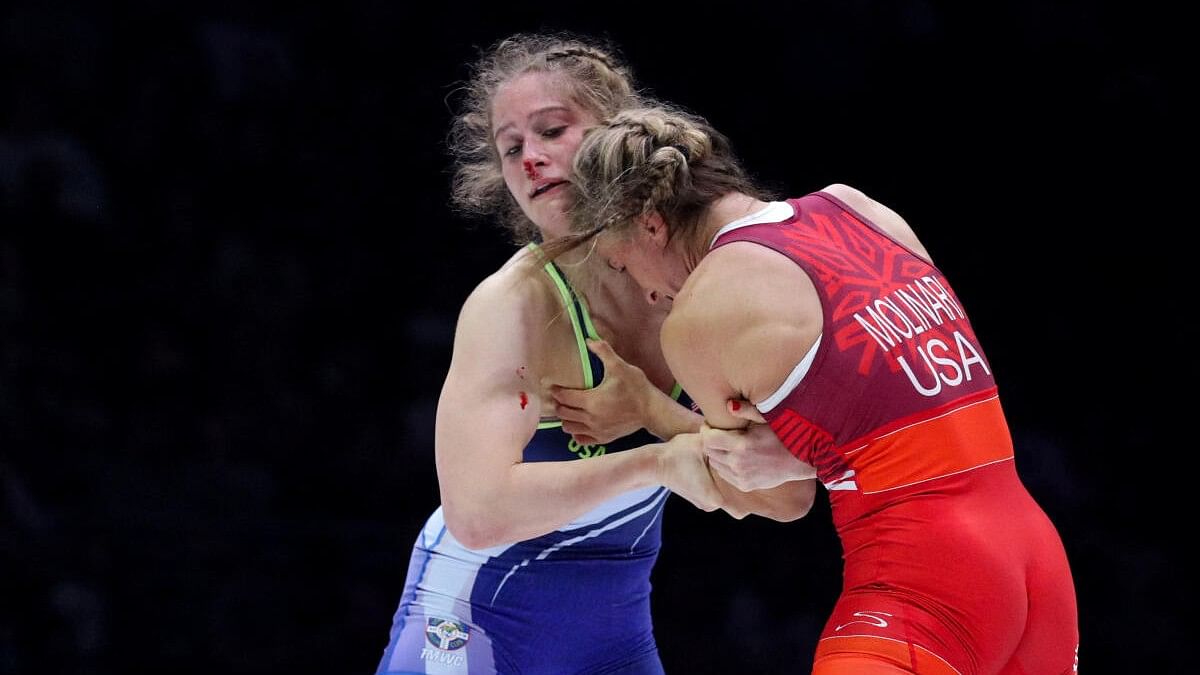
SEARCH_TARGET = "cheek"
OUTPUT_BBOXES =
[600,239,631,268]
[500,164,526,201]
[618,252,651,286]
[630,261,654,287]
[559,131,585,163]
[630,250,668,288]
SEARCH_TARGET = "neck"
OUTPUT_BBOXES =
[549,240,656,318]
[683,192,769,271]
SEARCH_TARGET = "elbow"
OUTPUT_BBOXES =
[782,489,817,522]
[764,484,817,522]
[442,505,510,550]
[722,504,750,520]
[768,503,811,523]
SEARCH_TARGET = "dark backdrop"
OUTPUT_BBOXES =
[1,1,1191,673]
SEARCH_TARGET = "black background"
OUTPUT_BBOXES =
[1,1,1192,673]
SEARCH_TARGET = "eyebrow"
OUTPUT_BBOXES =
[493,105,573,142]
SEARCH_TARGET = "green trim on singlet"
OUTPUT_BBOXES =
[527,243,595,389]
[575,288,600,343]
[528,243,592,430]
[525,243,686,427]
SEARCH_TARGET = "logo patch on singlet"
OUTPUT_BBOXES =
[567,437,606,458]
[425,617,470,650]
[834,611,893,632]
[823,469,859,491]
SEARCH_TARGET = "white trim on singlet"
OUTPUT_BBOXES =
[489,488,670,605]
[709,200,795,247]
[707,200,818,414]
[755,335,821,413]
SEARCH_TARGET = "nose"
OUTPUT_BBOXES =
[523,158,540,180]
[644,288,660,306]
[522,142,549,179]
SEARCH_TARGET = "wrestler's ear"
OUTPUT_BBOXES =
[639,211,669,249]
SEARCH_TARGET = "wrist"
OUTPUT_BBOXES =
[648,442,669,488]
[642,387,665,439]
[636,368,654,419]
[646,390,703,439]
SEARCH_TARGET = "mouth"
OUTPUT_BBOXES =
[529,181,567,199]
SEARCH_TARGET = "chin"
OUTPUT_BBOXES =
[545,221,570,237]
[537,218,571,241]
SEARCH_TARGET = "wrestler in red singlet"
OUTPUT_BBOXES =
[711,192,1079,675]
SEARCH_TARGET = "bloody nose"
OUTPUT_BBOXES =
[523,160,539,180]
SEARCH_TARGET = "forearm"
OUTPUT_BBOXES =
[442,444,664,549]
[644,387,704,440]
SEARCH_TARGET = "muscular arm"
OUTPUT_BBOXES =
[436,263,718,549]
[660,242,823,521]
[437,269,658,548]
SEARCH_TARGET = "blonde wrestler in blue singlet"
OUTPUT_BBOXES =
[374,34,813,675]
[378,245,693,674]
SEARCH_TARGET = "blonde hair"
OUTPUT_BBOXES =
[559,104,766,256]
[448,33,638,243]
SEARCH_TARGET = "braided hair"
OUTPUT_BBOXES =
[564,104,766,250]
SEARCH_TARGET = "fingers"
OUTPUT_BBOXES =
[555,403,590,425]
[727,398,766,423]
[705,452,745,486]
[585,338,617,364]
[700,424,741,455]
[563,419,621,445]
[560,419,588,435]
[705,453,735,480]
[549,384,589,409]
[706,454,759,492]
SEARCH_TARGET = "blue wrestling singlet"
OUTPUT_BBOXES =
[376,246,688,675]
